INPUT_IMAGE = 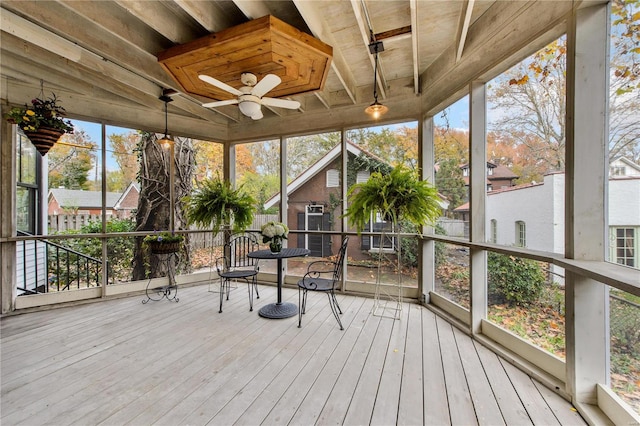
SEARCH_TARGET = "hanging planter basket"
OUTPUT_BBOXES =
[148,241,181,254]
[24,126,65,156]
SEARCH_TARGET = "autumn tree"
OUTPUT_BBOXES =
[489,38,567,173]
[192,139,224,183]
[108,131,140,191]
[48,129,96,190]
[131,134,195,281]
[610,0,640,162]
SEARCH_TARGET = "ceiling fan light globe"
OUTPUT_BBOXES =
[239,100,261,118]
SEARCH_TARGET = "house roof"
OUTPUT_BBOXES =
[48,188,122,209]
[263,141,366,209]
[113,182,141,210]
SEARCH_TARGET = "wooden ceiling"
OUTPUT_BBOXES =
[0,0,577,143]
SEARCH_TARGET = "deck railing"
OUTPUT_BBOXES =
[16,231,103,294]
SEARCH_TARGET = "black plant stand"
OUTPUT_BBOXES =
[142,252,179,303]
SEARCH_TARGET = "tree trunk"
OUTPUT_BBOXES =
[132,134,195,280]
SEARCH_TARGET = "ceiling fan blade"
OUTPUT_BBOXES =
[261,97,300,110]
[199,74,243,96]
[251,74,281,98]
[202,99,239,108]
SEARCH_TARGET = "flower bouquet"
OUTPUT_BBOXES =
[143,232,184,254]
[260,221,289,253]
[5,94,74,156]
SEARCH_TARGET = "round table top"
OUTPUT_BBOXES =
[248,247,310,259]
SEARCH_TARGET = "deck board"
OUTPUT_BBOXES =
[0,285,586,426]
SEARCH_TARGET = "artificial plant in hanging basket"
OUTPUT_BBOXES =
[5,93,74,155]
[183,175,256,235]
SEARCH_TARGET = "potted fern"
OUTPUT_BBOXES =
[344,165,442,318]
[344,165,442,232]
[183,175,256,234]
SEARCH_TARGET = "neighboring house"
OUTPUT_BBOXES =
[610,156,640,177]
[113,182,140,219]
[264,142,447,259]
[485,171,640,269]
[47,188,123,216]
[460,161,519,191]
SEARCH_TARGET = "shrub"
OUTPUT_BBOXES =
[487,252,545,305]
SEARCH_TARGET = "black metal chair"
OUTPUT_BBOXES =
[215,233,260,313]
[297,236,349,330]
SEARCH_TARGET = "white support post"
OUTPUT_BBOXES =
[469,81,487,334]
[421,115,436,303]
[0,105,17,313]
[565,2,610,406]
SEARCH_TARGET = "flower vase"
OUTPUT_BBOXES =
[269,239,282,254]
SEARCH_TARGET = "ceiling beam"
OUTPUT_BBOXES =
[232,0,270,20]
[0,9,232,124]
[456,0,475,63]
[293,0,357,104]
[410,0,420,95]
[350,0,387,99]
[114,0,203,44]
[173,0,234,33]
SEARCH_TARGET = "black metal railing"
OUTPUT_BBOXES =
[17,231,104,295]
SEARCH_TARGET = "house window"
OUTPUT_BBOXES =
[490,219,497,243]
[610,166,625,176]
[356,170,370,183]
[462,167,469,177]
[487,167,493,175]
[16,132,39,234]
[515,221,526,247]
[326,169,339,187]
[610,227,637,268]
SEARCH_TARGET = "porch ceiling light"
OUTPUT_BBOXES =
[158,90,174,148]
[365,40,388,120]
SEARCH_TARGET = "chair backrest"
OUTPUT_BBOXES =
[224,233,260,271]
[332,236,349,283]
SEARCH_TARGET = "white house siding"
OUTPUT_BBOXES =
[609,178,640,226]
[486,173,562,253]
[16,239,47,295]
[486,174,640,267]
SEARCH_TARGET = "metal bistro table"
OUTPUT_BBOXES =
[248,247,310,319]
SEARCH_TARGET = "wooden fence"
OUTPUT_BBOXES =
[48,214,279,249]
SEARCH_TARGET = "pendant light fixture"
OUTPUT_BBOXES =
[158,89,174,148]
[365,38,388,119]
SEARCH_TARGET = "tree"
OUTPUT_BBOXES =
[610,0,640,162]
[48,129,96,190]
[108,131,140,191]
[131,134,195,280]
[489,38,567,172]
[435,158,466,213]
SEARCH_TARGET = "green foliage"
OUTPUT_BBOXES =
[183,175,256,233]
[487,252,545,305]
[434,224,447,267]
[53,218,136,282]
[5,93,74,133]
[346,153,392,188]
[143,232,184,244]
[344,165,442,233]
[434,157,466,212]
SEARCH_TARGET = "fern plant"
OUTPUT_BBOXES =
[183,176,256,234]
[344,165,442,232]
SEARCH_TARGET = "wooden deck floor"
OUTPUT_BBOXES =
[1,284,586,425]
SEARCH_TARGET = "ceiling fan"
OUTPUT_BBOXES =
[199,73,300,120]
